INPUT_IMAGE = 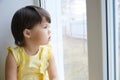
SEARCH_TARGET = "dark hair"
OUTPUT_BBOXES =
[11,5,51,46]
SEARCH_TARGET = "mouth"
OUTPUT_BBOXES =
[48,36,51,41]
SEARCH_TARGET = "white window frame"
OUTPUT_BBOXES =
[106,0,116,80]
[87,0,108,80]
[106,0,120,80]
[115,0,119,79]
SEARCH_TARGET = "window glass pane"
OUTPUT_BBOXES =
[61,0,88,80]
[115,0,120,80]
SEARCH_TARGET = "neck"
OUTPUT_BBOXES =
[23,43,40,55]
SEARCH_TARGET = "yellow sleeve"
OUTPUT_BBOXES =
[47,44,52,60]
[7,47,20,66]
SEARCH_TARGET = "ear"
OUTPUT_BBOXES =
[23,29,31,38]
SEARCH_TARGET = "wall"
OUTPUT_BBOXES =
[0,0,37,79]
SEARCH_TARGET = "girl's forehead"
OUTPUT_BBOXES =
[41,17,48,22]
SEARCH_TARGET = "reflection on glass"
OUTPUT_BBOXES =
[61,0,88,80]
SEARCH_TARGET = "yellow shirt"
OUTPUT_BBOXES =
[7,44,52,80]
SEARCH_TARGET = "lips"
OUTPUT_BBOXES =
[48,36,51,41]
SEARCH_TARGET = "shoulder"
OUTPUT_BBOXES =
[6,50,17,65]
[45,44,52,53]
[47,44,53,52]
[7,46,22,66]
[40,44,52,52]
[8,46,18,53]
[40,44,52,60]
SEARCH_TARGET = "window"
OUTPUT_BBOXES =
[116,1,120,79]
[112,0,120,80]
[106,0,120,80]
[41,0,88,80]
[41,0,111,80]
[61,0,88,80]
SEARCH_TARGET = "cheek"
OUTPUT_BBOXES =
[31,29,48,40]
[36,31,48,40]
[32,31,49,45]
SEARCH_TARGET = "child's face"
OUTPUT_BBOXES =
[29,17,51,45]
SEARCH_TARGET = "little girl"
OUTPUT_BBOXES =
[5,5,58,80]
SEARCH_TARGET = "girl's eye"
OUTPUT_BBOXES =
[42,26,48,29]
[43,26,50,29]
[44,26,47,28]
